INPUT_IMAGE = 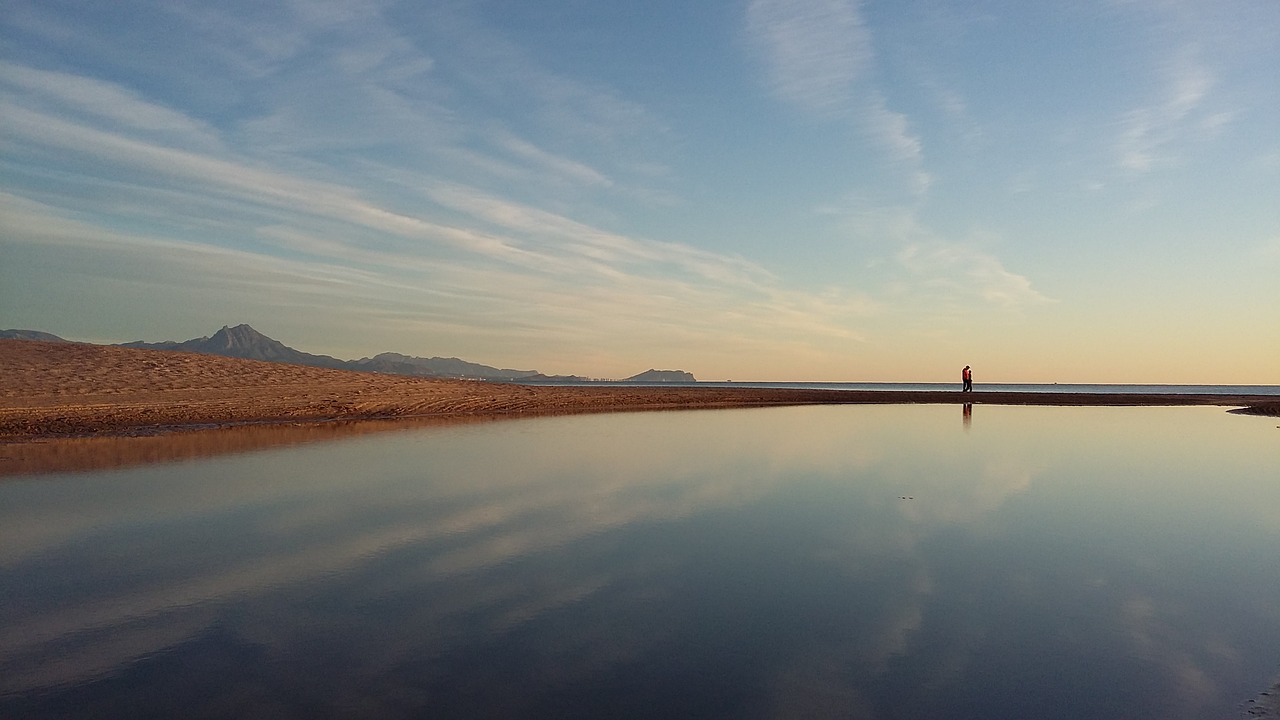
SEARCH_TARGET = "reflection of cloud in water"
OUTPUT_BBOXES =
[1,405,1276,718]
[0,407,1032,704]
[909,457,1037,526]
[1119,593,1228,713]
[0,407,973,704]
[0,412,836,689]
[0,606,220,696]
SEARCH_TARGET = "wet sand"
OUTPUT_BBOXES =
[4,340,1277,441]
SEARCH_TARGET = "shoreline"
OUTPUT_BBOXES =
[5,389,1277,442]
[4,340,1278,443]
[5,340,1278,710]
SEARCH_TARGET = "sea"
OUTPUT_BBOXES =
[547,380,1280,396]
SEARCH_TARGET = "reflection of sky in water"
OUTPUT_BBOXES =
[1,405,1277,719]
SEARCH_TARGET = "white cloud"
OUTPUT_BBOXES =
[861,95,931,192]
[154,1,662,205]
[492,131,613,189]
[0,192,377,292]
[1,103,533,264]
[745,0,928,195]
[0,62,222,150]
[1117,62,1213,172]
[832,205,1050,313]
[1114,9,1224,175]
[746,0,871,117]
[0,86,877,376]
[896,241,1052,310]
[422,182,773,287]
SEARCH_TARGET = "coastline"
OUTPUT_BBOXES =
[4,340,1278,443]
[4,341,1280,711]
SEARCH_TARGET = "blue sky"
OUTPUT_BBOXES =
[3,0,1277,382]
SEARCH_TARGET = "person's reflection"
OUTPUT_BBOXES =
[962,402,972,431]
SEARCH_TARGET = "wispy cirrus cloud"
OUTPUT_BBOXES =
[745,0,928,192]
[0,66,873,375]
[490,131,614,190]
[1107,0,1268,177]
[895,242,1052,310]
[0,62,222,150]
[421,182,771,286]
[745,0,871,118]
[8,0,655,202]
[1117,47,1215,173]
[817,200,1050,315]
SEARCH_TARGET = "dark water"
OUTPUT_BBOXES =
[2,405,1277,719]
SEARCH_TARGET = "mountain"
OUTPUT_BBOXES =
[350,352,540,381]
[26,323,697,382]
[119,324,547,380]
[122,324,349,369]
[624,369,697,383]
[0,329,69,342]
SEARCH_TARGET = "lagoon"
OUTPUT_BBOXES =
[1,404,1277,719]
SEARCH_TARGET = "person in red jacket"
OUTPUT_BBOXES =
[962,365,972,392]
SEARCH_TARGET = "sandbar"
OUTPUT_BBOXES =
[3,339,1277,445]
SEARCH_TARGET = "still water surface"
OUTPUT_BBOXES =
[1,405,1278,719]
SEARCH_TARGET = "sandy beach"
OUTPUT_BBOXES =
[4,340,1278,443]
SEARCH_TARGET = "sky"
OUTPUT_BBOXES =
[2,0,1278,383]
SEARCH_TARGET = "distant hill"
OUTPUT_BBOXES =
[120,324,554,380]
[0,329,68,342]
[9,323,694,382]
[625,369,697,383]
[350,352,540,381]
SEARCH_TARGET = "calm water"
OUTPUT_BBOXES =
[558,381,1280,395]
[1,405,1277,719]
